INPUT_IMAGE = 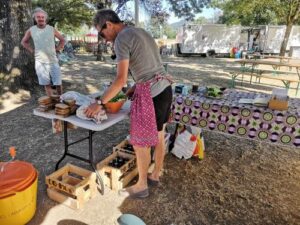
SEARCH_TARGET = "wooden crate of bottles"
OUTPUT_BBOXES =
[113,139,135,155]
[114,135,170,155]
[45,163,97,209]
[96,150,138,190]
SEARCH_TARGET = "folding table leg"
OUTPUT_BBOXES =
[55,121,69,170]
[88,130,105,195]
[54,125,105,194]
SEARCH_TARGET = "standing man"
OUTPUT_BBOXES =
[21,8,65,96]
[85,9,173,198]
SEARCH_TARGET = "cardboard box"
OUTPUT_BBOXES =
[268,96,289,111]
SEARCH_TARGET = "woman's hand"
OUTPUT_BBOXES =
[84,103,103,118]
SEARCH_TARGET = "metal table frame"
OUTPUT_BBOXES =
[33,102,130,194]
[57,121,95,170]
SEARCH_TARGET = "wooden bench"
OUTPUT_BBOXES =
[246,54,296,63]
[227,67,300,95]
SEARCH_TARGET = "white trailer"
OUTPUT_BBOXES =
[175,24,242,56]
[261,25,300,54]
[176,24,300,56]
[240,25,300,54]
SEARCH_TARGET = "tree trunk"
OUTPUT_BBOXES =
[96,33,105,61]
[0,0,37,95]
[95,0,112,61]
[280,22,293,56]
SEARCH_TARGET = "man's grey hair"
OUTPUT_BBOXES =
[93,9,122,28]
[32,7,48,19]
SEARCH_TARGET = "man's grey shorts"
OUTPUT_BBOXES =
[35,61,62,85]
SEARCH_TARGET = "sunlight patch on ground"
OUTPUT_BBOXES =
[39,188,125,225]
[86,84,100,94]
[0,90,30,114]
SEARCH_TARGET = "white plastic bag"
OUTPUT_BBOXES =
[60,91,94,106]
[171,125,205,160]
[171,130,197,159]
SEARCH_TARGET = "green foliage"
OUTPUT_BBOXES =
[32,0,94,32]
[31,0,210,35]
[206,86,224,97]
[212,0,300,26]
[69,24,90,36]
[146,16,164,38]
[109,92,126,102]
[194,16,210,24]
[114,0,210,22]
[212,0,300,55]
[145,16,176,39]
[168,0,211,21]
[163,24,177,39]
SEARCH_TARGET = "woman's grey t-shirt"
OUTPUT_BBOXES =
[114,26,170,97]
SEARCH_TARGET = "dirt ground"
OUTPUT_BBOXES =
[0,54,300,225]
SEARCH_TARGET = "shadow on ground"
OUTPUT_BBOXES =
[1,54,299,225]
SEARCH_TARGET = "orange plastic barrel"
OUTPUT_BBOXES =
[0,160,38,225]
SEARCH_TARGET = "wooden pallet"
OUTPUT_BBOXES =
[96,150,138,190]
[45,164,97,209]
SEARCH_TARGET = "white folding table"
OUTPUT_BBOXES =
[33,101,130,194]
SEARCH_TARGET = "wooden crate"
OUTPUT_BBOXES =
[114,134,170,155]
[113,139,135,155]
[45,164,97,209]
[96,150,138,190]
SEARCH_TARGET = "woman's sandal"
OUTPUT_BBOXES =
[147,177,160,187]
[118,188,149,199]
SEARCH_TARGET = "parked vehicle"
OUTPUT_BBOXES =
[241,25,300,54]
[175,24,241,56]
[175,24,300,56]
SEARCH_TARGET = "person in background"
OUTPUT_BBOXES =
[63,35,75,59]
[85,9,173,198]
[21,7,65,96]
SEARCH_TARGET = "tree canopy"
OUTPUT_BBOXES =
[212,0,300,55]
[32,0,211,33]
[32,0,94,32]
[213,0,300,26]
[168,0,211,20]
